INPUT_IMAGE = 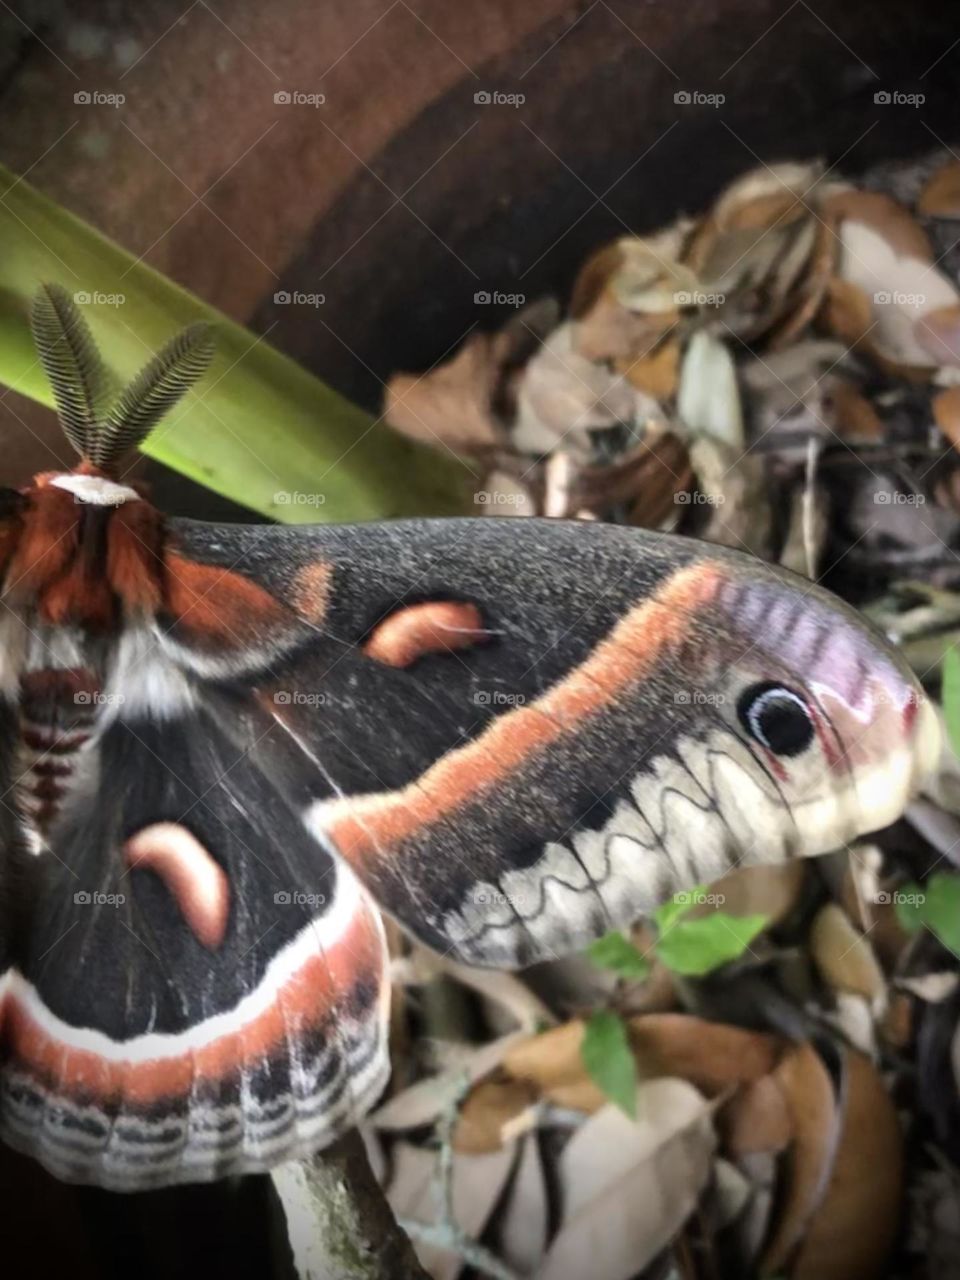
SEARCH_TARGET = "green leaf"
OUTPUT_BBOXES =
[587,931,651,980]
[909,872,960,957]
[0,164,470,522]
[893,881,926,934]
[652,885,708,933]
[655,912,767,977]
[943,648,960,759]
[580,1011,637,1118]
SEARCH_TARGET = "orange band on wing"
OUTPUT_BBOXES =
[1,904,383,1106]
[328,561,725,865]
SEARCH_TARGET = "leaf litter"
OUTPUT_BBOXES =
[376,149,960,1280]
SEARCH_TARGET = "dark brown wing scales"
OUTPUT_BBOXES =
[164,515,935,969]
[0,708,389,1190]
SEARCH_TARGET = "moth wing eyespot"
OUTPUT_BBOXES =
[737,681,815,758]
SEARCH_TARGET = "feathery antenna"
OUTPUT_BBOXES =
[30,284,112,459]
[97,324,215,467]
[29,284,215,471]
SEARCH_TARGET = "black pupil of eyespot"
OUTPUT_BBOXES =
[737,683,814,757]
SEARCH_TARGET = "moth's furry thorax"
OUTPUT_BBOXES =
[1,468,164,628]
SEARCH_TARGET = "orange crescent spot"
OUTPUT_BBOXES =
[124,823,230,951]
[331,562,726,864]
[363,600,488,668]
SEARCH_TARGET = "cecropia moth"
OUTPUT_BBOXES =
[0,285,940,1190]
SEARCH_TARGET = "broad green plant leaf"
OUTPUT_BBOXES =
[580,1011,637,1118]
[943,647,960,759]
[0,164,470,522]
[654,912,767,977]
[895,872,960,957]
[586,931,651,980]
[585,887,769,979]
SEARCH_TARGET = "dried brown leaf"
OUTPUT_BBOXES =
[572,235,696,370]
[881,991,913,1050]
[453,1076,538,1154]
[573,431,693,527]
[627,1014,783,1096]
[720,1075,793,1157]
[570,241,630,318]
[918,160,960,220]
[570,229,694,317]
[539,1079,716,1280]
[769,214,838,348]
[502,1015,783,1117]
[371,1032,527,1132]
[687,864,806,929]
[791,1051,903,1280]
[809,903,886,1000]
[827,380,884,439]
[824,188,933,261]
[916,304,960,366]
[868,894,915,972]
[933,386,960,448]
[426,954,557,1032]
[759,1041,841,1274]
[684,163,824,341]
[574,289,678,364]
[897,971,960,1002]
[388,1141,518,1280]
[502,1019,607,1112]
[615,337,680,398]
[685,162,821,273]
[512,322,641,456]
[497,1136,548,1273]
[818,277,874,346]
[728,190,808,233]
[385,336,508,454]
[684,435,772,558]
[829,213,958,370]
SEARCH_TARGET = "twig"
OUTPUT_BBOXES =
[543,450,574,518]
[274,1129,431,1280]
[802,433,820,580]
[396,1073,521,1280]
[396,1220,519,1280]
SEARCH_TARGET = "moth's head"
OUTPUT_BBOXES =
[0,280,214,624]
[31,466,142,507]
[678,562,940,858]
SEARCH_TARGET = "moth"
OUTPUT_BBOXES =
[0,285,939,1190]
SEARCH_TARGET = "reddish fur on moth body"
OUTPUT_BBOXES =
[1,466,288,640]
[3,468,163,629]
